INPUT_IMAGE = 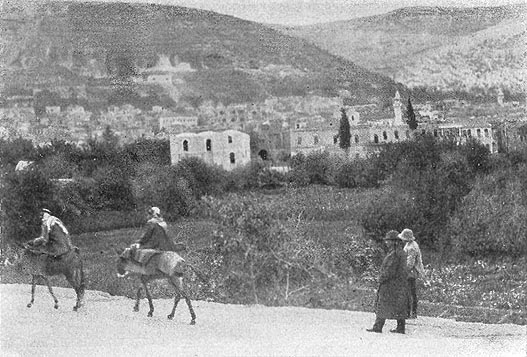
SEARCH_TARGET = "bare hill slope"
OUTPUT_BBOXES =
[280,5,527,95]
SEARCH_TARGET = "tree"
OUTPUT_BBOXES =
[338,107,351,154]
[406,97,418,130]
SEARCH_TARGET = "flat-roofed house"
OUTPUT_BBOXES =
[170,129,250,170]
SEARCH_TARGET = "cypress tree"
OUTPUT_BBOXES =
[339,107,351,154]
[406,97,418,130]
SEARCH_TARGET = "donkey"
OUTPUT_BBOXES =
[117,248,204,325]
[16,243,86,311]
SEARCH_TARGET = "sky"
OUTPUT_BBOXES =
[23,0,527,26]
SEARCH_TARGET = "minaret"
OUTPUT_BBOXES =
[392,90,404,126]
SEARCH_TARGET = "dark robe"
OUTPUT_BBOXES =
[137,218,177,252]
[374,247,410,320]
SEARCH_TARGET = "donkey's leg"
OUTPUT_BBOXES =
[43,276,59,309]
[65,268,84,311]
[167,276,181,320]
[133,286,143,312]
[171,276,196,325]
[141,276,154,317]
[27,275,37,308]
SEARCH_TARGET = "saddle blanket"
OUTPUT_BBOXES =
[120,248,162,265]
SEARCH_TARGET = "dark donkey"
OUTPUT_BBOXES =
[117,248,204,324]
[17,242,85,311]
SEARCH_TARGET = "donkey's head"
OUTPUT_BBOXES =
[115,247,133,278]
[116,256,129,277]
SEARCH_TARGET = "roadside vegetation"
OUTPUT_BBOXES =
[0,133,525,325]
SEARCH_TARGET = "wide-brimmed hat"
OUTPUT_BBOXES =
[41,208,51,214]
[383,230,400,241]
[398,228,415,242]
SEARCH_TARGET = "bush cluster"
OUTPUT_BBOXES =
[2,133,526,259]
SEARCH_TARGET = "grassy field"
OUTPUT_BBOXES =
[1,186,525,325]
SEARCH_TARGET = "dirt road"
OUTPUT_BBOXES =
[0,284,524,356]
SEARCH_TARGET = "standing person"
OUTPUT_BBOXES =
[29,208,73,257]
[399,228,425,319]
[366,230,409,334]
[131,207,178,252]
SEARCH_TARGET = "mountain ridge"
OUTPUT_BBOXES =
[279,4,527,96]
[0,1,408,108]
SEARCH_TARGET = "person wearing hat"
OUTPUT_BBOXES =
[29,208,74,257]
[399,228,425,319]
[366,230,409,334]
[130,207,178,262]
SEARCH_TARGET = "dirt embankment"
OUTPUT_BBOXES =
[0,284,525,357]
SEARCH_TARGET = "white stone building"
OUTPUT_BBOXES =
[170,129,250,170]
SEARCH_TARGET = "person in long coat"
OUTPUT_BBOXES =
[132,207,178,252]
[30,208,73,257]
[366,230,409,334]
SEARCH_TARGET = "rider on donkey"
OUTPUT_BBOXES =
[129,207,182,265]
[29,208,74,258]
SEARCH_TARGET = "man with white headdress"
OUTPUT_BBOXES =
[30,208,74,257]
[129,207,179,265]
[132,207,178,252]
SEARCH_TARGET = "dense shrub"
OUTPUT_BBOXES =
[449,166,527,257]
[1,168,54,242]
[335,158,380,188]
[290,151,337,186]
[359,187,423,243]
[227,160,267,190]
[173,157,227,198]
[461,138,491,174]
[204,194,327,304]
[90,165,135,211]
[123,138,170,166]
[0,137,37,168]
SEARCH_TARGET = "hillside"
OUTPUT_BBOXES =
[0,1,405,108]
[279,5,527,95]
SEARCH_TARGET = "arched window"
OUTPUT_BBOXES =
[206,139,212,151]
[383,131,388,140]
[228,136,233,143]
[183,140,188,152]
[355,135,359,144]
[394,131,399,140]
[433,129,438,137]
[484,129,489,137]
[467,129,472,137]
[313,135,319,144]
[373,134,379,144]
[230,152,235,164]
[477,129,481,137]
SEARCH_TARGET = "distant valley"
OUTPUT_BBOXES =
[279,5,527,97]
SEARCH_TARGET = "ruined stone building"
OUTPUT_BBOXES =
[170,129,250,170]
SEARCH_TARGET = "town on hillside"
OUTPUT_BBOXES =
[1,86,526,171]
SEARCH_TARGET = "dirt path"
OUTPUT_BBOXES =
[0,284,524,356]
